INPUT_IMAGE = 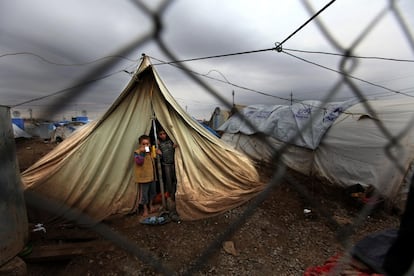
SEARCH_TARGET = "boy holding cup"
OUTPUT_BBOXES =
[134,134,157,217]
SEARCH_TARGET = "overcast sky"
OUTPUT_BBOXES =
[1,0,413,120]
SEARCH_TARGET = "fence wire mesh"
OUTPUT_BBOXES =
[4,0,414,275]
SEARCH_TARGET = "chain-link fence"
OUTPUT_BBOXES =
[3,0,414,274]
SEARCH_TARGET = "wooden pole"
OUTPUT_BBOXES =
[0,105,28,266]
[151,118,166,210]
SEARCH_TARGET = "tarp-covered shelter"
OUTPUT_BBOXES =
[207,104,244,131]
[219,99,414,206]
[13,123,31,138]
[21,56,263,223]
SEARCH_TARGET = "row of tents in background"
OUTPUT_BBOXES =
[13,114,221,141]
[12,116,89,142]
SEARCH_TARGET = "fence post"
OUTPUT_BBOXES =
[0,105,28,273]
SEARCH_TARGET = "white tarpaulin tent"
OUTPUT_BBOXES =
[219,99,414,206]
[22,56,263,223]
[13,123,31,138]
[219,100,357,150]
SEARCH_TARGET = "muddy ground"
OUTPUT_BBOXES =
[15,138,400,275]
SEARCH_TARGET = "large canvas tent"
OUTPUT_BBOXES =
[22,56,262,223]
[219,99,414,207]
